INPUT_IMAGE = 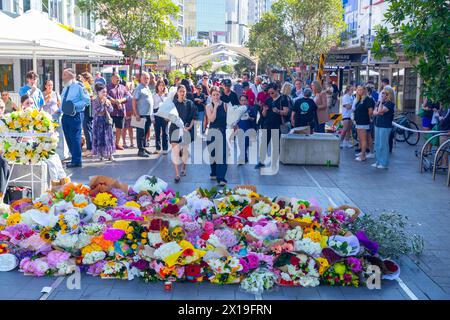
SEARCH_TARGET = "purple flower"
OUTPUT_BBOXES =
[239,258,249,273]
[110,188,128,206]
[346,257,362,273]
[214,229,238,248]
[247,252,260,269]
[132,259,149,270]
[355,231,379,255]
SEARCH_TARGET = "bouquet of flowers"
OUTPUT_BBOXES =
[274,252,320,287]
[240,269,277,294]
[321,258,362,287]
[206,256,244,284]
[92,192,118,209]
[132,175,168,196]
[100,260,132,280]
[327,234,360,257]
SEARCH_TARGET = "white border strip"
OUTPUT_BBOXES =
[303,167,420,301]
[39,276,66,300]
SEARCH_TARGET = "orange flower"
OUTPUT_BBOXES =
[91,235,113,251]
[63,183,90,197]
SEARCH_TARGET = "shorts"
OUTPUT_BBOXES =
[422,117,433,129]
[112,116,124,129]
[356,124,370,130]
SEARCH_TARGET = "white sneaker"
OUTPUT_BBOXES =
[366,153,375,159]
[345,141,354,148]
[377,165,388,169]
[355,157,366,162]
[371,163,378,168]
[355,152,362,156]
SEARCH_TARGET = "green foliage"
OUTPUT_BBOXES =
[234,56,255,74]
[78,0,180,66]
[198,60,213,73]
[218,64,234,75]
[372,0,450,106]
[248,0,345,67]
[168,70,184,85]
[349,211,424,258]
[188,40,204,47]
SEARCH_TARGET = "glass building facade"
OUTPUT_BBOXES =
[196,0,226,34]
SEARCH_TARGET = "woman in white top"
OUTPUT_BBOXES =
[340,85,354,148]
[152,80,169,154]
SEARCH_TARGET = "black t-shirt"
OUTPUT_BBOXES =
[354,97,375,125]
[292,98,318,128]
[263,95,289,129]
[375,101,395,128]
[192,92,206,113]
[220,90,240,106]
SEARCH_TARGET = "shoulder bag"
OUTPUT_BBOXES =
[61,86,76,116]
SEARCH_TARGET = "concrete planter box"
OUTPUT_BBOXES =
[280,133,340,166]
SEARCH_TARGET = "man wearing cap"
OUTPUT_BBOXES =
[220,79,240,106]
[94,71,107,85]
[242,73,258,97]
[242,82,255,106]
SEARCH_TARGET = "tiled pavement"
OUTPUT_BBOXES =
[1,135,449,300]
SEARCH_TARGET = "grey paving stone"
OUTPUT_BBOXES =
[80,284,113,298]
[109,287,149,299]
[50,290,84,300]
[13,289,42,300]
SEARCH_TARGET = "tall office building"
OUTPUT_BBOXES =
[226,0,249,45]
[196,0,226,44]
[183,0,196,43]
[248,0,272,25]
[171,0,185,43]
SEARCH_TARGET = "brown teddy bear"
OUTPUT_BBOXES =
[88,176,128,197]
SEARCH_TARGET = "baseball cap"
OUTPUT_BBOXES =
[222,79,232,86]
[242,81,250,88]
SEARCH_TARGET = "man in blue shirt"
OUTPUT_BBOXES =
[60,68,91,168]
[19,70,44,109]
[94,71,107,85]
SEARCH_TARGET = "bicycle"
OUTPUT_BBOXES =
[392,112,421,146]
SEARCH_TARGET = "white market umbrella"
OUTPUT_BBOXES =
[360,69,380,76]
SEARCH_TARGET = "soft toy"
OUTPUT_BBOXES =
[88,176,128,197]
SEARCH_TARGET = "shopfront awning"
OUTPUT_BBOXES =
[0,10,122,61]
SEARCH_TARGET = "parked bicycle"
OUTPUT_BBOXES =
[392,112,421,146]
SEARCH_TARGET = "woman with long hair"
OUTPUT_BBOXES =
[170,85,196,183]
[311,80,329,133]
[373,87,395,169]
[206,86,229,186]
[340,85,354,148]
[153,79,169,154]
[92,84,115,162]
[353,86,374,162]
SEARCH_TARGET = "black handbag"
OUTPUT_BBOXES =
[4,186,32,204]
[61,86,76,116]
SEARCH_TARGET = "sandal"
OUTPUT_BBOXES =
[181,170,186,177]
[174,176,181,183]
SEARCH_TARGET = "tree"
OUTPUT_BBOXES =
[78,0,180,72]
[372,0,450,107]
[248,0,345,72]
[234,56,255,74]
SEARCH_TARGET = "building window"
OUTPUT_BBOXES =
[0,65,14,92]
[23,0,31,12]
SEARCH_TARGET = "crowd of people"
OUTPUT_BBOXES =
[1,68,449,194]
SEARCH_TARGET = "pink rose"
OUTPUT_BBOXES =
[46,250,71,268]
[103,228,125,241]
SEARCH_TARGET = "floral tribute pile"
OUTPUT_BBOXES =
[0,109,58,164]
[0,176,400,294]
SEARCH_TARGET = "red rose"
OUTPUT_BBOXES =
[183,248,194,257]
[290,256,300,266]
[200,232,210,241]
[161,204,179,215]
[239,205,253,219]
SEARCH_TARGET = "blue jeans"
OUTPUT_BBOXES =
[154,115,168,151]
[375,126,391,167]
[207,128,227,181]
[197,111,205,134]
[62,112,84,165]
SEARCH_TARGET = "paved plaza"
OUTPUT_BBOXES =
[1,137,449,300]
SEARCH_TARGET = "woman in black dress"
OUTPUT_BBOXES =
[206,86,228,186]
[169,85,196,183]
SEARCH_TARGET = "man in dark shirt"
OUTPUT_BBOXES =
[291,88,318,132]
[220,79,240,106]
[255,83,289,169]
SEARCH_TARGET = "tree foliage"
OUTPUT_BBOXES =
[372,0,450,106]
[248,0,345,68]
[78,0,180,67]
